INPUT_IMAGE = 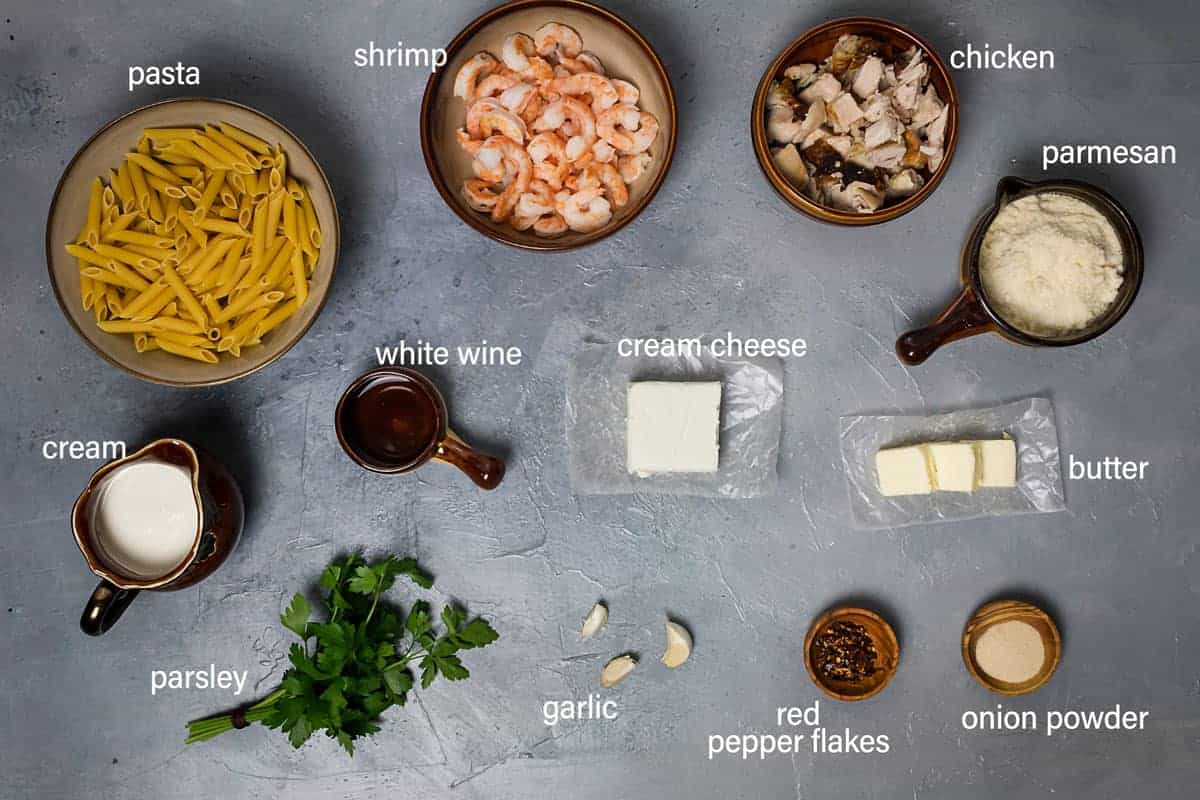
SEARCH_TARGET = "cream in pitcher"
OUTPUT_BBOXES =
[73,438,244,635]
[90,459,199,580]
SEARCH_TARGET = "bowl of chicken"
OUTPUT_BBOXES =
[751,17,958,225]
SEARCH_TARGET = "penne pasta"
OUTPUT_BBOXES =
[66,121,320,365]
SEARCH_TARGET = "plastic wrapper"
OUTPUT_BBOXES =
[567,343,783,497]
[840,397,1065,529]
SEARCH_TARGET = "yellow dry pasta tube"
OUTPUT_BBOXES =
[65,121,320,364]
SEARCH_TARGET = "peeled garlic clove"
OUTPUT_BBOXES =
[580,602,608,640]
[661,620,693,668]
[599,654,637,688]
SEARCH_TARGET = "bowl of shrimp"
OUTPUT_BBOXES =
[421,0,676,250]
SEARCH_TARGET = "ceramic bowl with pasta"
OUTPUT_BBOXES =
[46,98,339,387]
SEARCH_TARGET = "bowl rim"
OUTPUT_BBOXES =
[45,96,341,388]
[803,605,900,701]
[750,15,959,226]
[420,0,677,251]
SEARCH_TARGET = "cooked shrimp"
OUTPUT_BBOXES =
[462,179,500,212]
[596,104,658,154]
[534,22,583,59]
[592,140,617,164]
[586,162,629,207]
[482,135,533,223]
[617,152,652,183]
[501,33,537,72]
[453,23,657,237]
[534,212,568,237]
[454,53,499,102]
[456,128,483,156]
[520,92,546,126]
[527,131,570,189]
[611,78,639,105]
[533,97,597,162]
[499,83,538,116]
[557,187,612,233]
[466,98,528,143]
[549,72,618,114]
[472,140,507,183]
[559,51,605,75]
[515,179,556,220]
[475,73,518,99]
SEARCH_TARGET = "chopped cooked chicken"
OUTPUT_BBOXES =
[851,56,884,100]
[887,168,925,198]
[923,105,949,149]
[802,129,852,157]
[911,85,945,128]
[856,141,906,170]
[798,72,842,104]
[864,112,901,149]
[795,98,827,141]
[826,92,864,133]
[763,33,948,213]
[901,129,927,169]
[772,143,810,187]
[921,144,944,173]
[766,81,794,109]
[783,63,817,83]
[861,93,892,123]
[824,180,885,212]
[891,80,921,117]
[767,103,804,143]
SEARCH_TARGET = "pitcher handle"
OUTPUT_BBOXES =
[81,579,139,636]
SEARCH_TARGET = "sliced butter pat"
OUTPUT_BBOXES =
[875,445,933,496]
[925,442,976,492]
[973,439,1017,488]
[626,381,721,477]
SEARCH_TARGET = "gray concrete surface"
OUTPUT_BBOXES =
[2,0,1198,797]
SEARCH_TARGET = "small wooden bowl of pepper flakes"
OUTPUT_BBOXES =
[804,606,899,701]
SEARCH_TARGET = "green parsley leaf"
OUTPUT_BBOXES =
[441,605,466,633]
[281,593,311,638]
[455,618,500,649]
[347,565,379,595]
[406,601,431,637]
[382,663,414,695]
[435,654,470,681]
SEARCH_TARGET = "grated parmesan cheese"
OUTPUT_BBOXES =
[979,193,1125,337]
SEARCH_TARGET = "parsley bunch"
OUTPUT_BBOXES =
[186,554,498,755]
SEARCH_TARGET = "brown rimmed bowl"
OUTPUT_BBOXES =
[751,16,959,226]
[421,0,677,250]
[896,176,1144,365]
[804,606,899,701]
[46,97,340,387]
[962,599,1062,696]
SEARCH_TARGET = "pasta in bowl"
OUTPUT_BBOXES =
[46,98,339,386]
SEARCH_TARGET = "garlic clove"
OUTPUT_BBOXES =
[661,620,693,668]
[580,602,608,640]
[599,654,637,688]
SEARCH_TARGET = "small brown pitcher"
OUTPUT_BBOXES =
[72,438,244,635]
[336,367,505,490]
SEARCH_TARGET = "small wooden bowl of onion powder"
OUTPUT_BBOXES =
[962,600,1062,696]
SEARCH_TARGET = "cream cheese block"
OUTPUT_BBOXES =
[626,381,721,476]
[875,445,933,496]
